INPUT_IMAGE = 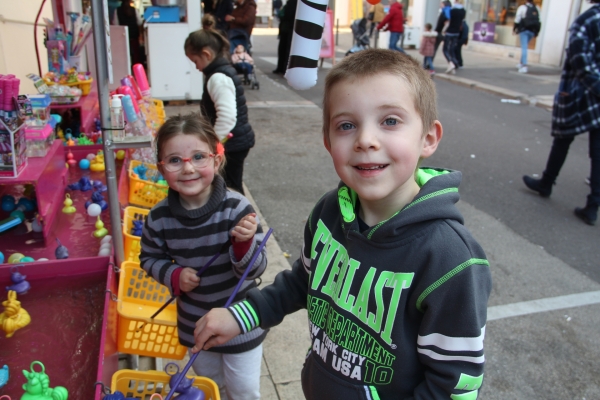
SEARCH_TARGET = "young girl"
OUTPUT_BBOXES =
[185,20,255,195]
[419,23,438,74]
[139,113,267,400]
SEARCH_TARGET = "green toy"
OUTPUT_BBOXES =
[21,361,68,400]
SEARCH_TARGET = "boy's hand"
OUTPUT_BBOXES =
[230,213,257,242]
[180,267,201,292]
[192,308,242,352]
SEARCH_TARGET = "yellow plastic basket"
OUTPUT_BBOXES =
[111,369,220,399]
[123,206,149,263]
[152,98,166,125]
[117,261,186,359]
[44,78,94,95]
[128,160,169,209]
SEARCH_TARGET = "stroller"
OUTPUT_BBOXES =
[228,29,260,90]
[345,18,370,56]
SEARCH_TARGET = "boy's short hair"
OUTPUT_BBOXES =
[322,49,437,145]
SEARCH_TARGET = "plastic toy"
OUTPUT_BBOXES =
[86,203,101,217]
[93,216,108,238]
[84,189,107,211]
[102,391,136,400]
[68,177,92,191]
[115,150,125,160]
[7,254,25,264]
[19,257,34,263]
[90,153,105,172]
[165,363,205,400]
[0,197,35,234]
[66,151,77,168]
[6,267,30,294]
[55,238,69,259]
[92,180,107,192]
[61,194,76,214]
[0,252,4,264]
[0,364,8,389]
[0,208,26,234]
[131,217,144,236]
[78,158,90,170]
[133,163,148,181]
[0,290,31,338]
[31,215,43,233]
[20,361,68,400]
[1,195,16,212]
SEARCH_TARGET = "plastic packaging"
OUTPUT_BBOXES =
[122,95,151,139]
[132,64,160,132]
[110,94,125,141]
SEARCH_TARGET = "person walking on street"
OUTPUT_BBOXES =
[442,0,466,74]
[368,2,385,39]
[523,1,600,226]
[377,0,405,53]
[419,23,437,74]
[226,0,257,53]
[455,20,469,68]
[203,0,234,34]
[513,0,541,74]
[433,1,452,63]
[272,0,297,74]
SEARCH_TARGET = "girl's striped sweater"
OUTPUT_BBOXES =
[140,175,268,352]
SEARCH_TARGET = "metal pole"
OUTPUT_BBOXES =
[91,0,125,266]
[336,18,339,46]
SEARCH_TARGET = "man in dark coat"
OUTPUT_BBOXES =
[523,1,600,225]
[226,0,257,52]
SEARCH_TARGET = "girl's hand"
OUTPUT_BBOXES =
[180,267,201,292]
[192,308,241,352]
[231,213,257,242]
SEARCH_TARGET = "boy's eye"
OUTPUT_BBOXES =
[383,118,399,126]
[167,156,182,164]
[339,122,355,131]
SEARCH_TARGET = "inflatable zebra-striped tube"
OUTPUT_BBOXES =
[285,0,329,90]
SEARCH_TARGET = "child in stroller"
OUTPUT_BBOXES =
[346,18,370,56]
[228,30,260,89]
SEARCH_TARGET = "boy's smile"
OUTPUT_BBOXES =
[326,73,441,225]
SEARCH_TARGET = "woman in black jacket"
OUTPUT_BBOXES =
[273,0,297,74]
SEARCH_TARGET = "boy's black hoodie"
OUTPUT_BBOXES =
[229,168,492,399]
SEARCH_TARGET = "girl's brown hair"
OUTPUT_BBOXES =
[184,19,230,59]
[155,113,225,173]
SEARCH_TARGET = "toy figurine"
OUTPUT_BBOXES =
[66,151,77,168]
[131,217,144,237]
[0,290,31,338]
[90,152,105,172]
[133,163,148,181]
[93,216,108,238]
[55,238,69,259]
[20,361,68,400]
[0,364,8,389]
[84,189,108,211]
[92,180,107,192]
[68,177,92,192]
[61,194,76,214]
[6,266,30,295]
[102,392,137,400]
[165,363,205,400]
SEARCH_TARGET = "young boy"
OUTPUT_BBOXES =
[192,49,492,399]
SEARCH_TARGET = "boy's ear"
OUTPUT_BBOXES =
[421,120,443,159]
[323,135,332,153]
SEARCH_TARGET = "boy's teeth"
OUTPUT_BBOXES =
[357,165,385,170]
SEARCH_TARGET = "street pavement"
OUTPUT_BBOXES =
[154,27,600,400]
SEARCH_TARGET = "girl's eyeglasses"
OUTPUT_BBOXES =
[159,152,215,172]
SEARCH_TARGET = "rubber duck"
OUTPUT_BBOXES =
[62,194,76,214]
[93,216,108,238]
[21,361,68,400]
[0,290,31,338]
[6,267,30,295]
[55,238,69,259]
[66,150,77,168]
[0,364,8,389]
[90,152,105,172]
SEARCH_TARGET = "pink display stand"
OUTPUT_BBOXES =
[0,140,66,245]
[50,87,99,133]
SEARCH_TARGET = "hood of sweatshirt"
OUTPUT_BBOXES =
[334,167,463,242]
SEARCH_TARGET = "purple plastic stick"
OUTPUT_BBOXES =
[164,228,273,400]
[135,250,223,332]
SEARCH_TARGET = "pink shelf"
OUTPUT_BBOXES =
[50,87,99,133]
[0,140,67,245]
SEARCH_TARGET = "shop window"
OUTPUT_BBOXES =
[468,0,543,48]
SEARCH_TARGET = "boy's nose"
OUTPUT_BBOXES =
[355,128,380,151]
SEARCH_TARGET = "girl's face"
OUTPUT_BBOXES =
[235,45,245,54]
[157,133,223,210]
[186,48,214,72]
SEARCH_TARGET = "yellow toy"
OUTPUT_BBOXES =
[62,194,76,214]
[93,216,108,238]
[90,152,106,172]
[0,290,31,338]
